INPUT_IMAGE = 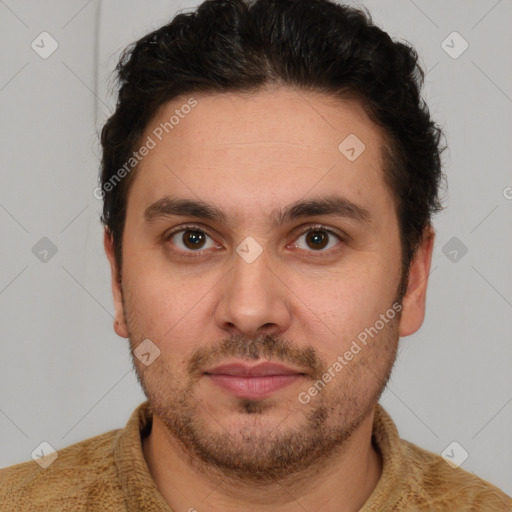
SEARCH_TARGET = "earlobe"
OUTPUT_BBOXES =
[398,225,435,337]
[103,228,129,338]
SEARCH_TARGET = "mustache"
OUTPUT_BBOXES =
[187,334,327,379]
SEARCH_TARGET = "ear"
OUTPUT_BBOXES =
[398,224,435,337]
[104,228,129,338]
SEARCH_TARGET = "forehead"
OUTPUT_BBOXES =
[127,87,394,225]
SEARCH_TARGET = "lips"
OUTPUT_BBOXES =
[204,362,306,400]
[205,362,305,377]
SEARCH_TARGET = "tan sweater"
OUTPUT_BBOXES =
[1,401,510,511]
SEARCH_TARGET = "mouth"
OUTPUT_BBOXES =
[204,361,307,400]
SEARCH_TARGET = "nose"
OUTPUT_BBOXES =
[214,248,292,338]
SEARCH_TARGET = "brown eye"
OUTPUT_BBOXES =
[305,230,329,250]
[294,227,342,253]
[182,230,207,249]
[167,227,217,252]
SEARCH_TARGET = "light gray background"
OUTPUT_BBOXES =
[1,0,511,496]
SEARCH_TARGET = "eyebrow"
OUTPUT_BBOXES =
[144,195,372,226]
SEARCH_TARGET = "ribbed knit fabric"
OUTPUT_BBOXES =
[1,401,510,511]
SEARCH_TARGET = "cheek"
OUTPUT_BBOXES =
[121,262,176,342]
[292,260,398,351]
[122,257,219,352]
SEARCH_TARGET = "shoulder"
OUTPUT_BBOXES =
[371,404,511,511]
[0,428,126,511]
[400,438,512,511]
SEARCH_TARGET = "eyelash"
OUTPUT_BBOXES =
[164,224,345,258]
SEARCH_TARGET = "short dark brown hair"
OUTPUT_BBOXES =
[99,0,446,297]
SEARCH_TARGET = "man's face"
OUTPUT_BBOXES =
[106,87,432,481]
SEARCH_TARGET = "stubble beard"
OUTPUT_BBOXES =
[123,295,401,484]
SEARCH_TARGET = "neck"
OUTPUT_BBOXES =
[142,408,382,512]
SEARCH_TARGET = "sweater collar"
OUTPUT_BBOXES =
[114,401,173,511]
[114,400,406,511]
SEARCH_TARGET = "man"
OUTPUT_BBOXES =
[1,0,510,510]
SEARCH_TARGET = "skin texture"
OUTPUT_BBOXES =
[104,86,435,512]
